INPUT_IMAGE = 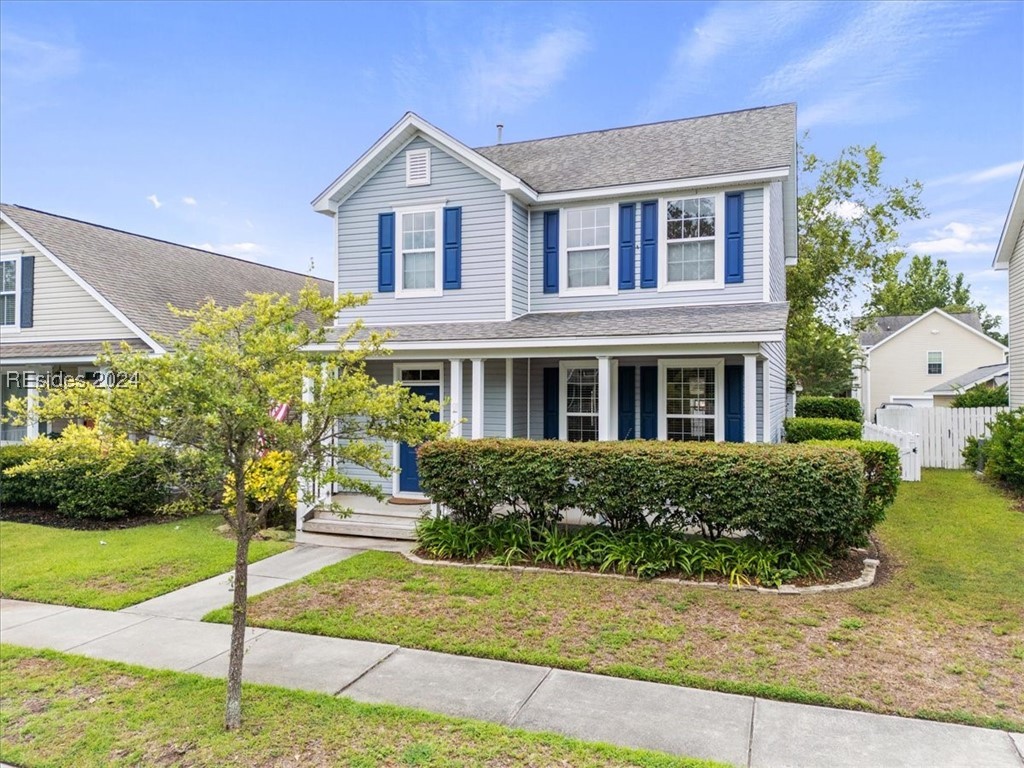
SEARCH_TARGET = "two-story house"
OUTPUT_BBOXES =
[305,105,796,516]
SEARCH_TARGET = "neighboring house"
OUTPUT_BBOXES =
[0,204,330,443]
[925,363,1009,407]
[854,309,1008,415]
[307,104,797,502]
[993,169,1023,408]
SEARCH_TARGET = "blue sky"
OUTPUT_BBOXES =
[1,0,1021,327]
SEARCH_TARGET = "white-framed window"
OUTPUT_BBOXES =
[557,360,618,442]
[659,194,723,290]
[395,205,443,298]
[0,255,20,328]
[658,359,724,442]
[560,205,618,296]
[927,351,943,375]
[406,148,431,187]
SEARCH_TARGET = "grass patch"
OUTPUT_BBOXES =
[0,645,722,768]
[206,470,1024,730]
[0,516,290,610]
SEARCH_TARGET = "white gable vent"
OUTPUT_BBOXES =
[406,148,431,187]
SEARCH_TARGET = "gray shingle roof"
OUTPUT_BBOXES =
[474,104,796,193]
[925,363,1009,394]
[858,312,983,347]
[0,339,151,361]
[1,204,332,346]
[329,302,788,345]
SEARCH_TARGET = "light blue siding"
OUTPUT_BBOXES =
[337,136,507,325]
[763,339,787,443]
[529,188,764,311]
[512,359,529,437]
[768,181,786,302]
[756,360,764,442]
[511,202,529,317]
[484,360,506,437]
[334,360,394,494]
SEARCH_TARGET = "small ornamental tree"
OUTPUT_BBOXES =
[13,288,447,729]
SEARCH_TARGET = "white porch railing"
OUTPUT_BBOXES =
[863,422,921,482]
[875,407,1009,469]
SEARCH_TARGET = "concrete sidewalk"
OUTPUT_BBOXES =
[1,548,1022,768]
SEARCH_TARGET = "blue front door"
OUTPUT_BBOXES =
[398,383,440,494]
[724,365,744,443]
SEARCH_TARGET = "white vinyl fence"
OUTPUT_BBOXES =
[862,423,921,481]
[874,407,1010,470]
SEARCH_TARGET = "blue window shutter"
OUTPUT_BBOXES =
[639,366,657,439]
[443,206,462,289]
[378,212,395,293]
[543,367,559,439]
[19,255,34,328]
[543,210,559,294]
[618,366,636,439]
[618,203,635,290]
[725,192,744,284]
[724,365,744,442]
[640,201,658,288]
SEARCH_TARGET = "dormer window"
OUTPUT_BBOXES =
[406,148,431,187]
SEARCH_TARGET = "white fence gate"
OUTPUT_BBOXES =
[874,407,1010,469]
[862,423,921,481]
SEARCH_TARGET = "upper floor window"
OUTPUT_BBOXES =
[397,207,442,297]
[0,257,18,327]
[927,351,943,375]
[661,195,721,289]
[561,205,617,295]
[406,148,430,187]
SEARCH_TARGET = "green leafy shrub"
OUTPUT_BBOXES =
[808,439,900,534]
[795,396,863,423]
[962,435,986,471]
[950,384,1009,408]
[982,408,1024,492]
[0,443,39,473]
[419,439,869,553]
[784,417,862,443]
[2,426,171,519]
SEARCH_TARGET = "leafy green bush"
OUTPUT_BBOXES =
[808,440,900,534]
[982,408,1024,492]
[0,443,39,473]
[962,435,986,471]
[2,426,171,519]
[795,396,863,423]
[419,439,869,553]
[784,417,862,443]
[950,384,1009,408]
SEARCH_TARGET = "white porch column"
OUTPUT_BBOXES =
[470,358,484,439]
[744,354,758,443]
[296,373,315,532]
[25,370,39,440]
[449,359,464,438]
[598,355,613,441]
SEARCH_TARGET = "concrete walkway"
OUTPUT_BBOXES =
[1,546,1021,768]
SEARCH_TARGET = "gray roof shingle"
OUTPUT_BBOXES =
[329,302,788,345]
[858,312,983,347]
[0,339,151,360]
[1,204,332,346]
[475,104,796,193]
[925,363,1009,394]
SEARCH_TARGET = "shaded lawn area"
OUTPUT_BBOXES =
[0,646,721,768]
[0,516,291,610]
[209,470,1024,730]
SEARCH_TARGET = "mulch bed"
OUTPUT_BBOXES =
[0,506,163,531]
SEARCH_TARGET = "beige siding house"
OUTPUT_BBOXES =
[0,204,330,442]
[855,309,1008,416]
[993,170,1023,408]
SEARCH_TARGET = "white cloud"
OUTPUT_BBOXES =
[908,222,995,255]
[182,196,197,206]
[0,30,80,85]
[146,194,162,209]
[192,242,265,258]
[825,200,865,221]
[932,161,1024,187]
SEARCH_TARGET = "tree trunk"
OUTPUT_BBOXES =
[224,473,251,731]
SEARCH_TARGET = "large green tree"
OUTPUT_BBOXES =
[866,254,1006,345]
[23,288,447,729]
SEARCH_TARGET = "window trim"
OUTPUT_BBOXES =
[657,193,725,292]
[394,204,444,298]
[926,350,943,376]
[558,204,619,297]
[657,358,725,442]
[405,147,431,187]
[0,252,22,332]
[558,359,617,441]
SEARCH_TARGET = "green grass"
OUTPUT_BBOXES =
[0,516,291,610]
[208,471,1024,729]
[0,645,723,768]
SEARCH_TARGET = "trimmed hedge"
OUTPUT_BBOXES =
[0,443,39,473]
[795,396,862,423]
[784,417,862,443]
[418,439,869,553]
[807,439,900,534]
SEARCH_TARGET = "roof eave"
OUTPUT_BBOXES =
[992,169,1024,270]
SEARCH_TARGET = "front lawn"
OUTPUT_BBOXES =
[208,470,1024,729]
[0,516,291,610]
[0,645,721,768]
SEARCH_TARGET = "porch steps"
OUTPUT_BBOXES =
[303,496,430,540]
[303,516,418,540]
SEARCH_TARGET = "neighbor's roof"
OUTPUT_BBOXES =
[327,302,789,347]
[1,204,332,349]
[475,104,797,194]
[0,339,152,363]
[858,311,984,347]
[926,363,1009,394]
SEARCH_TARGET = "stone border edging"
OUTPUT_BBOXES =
[402,551,880,594]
